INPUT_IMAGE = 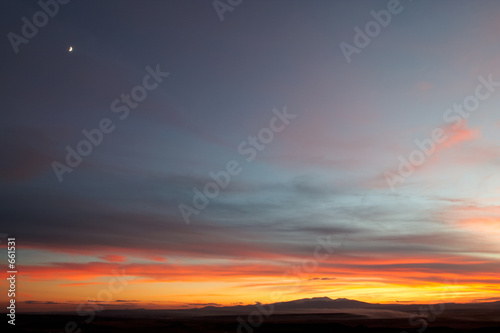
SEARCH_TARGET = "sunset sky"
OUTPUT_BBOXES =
[1,0,500,312]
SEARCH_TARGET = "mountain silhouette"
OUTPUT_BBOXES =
[95,297,500,319]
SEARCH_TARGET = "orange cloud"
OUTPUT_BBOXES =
[19,251,499,286]
[441,120,480,149]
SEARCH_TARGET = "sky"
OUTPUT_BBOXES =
[1,0,500,312]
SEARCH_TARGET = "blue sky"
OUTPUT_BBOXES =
[1,0,500,310]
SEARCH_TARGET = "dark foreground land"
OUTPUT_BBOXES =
[3,312,500,333]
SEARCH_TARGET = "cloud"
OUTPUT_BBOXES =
[441,120,481,149]
[99,255,128,262]
[188,302,221,307]
[369,119,482,189]
[59,282,105,287]
[24,301,64,305]
[0,173,362,262]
